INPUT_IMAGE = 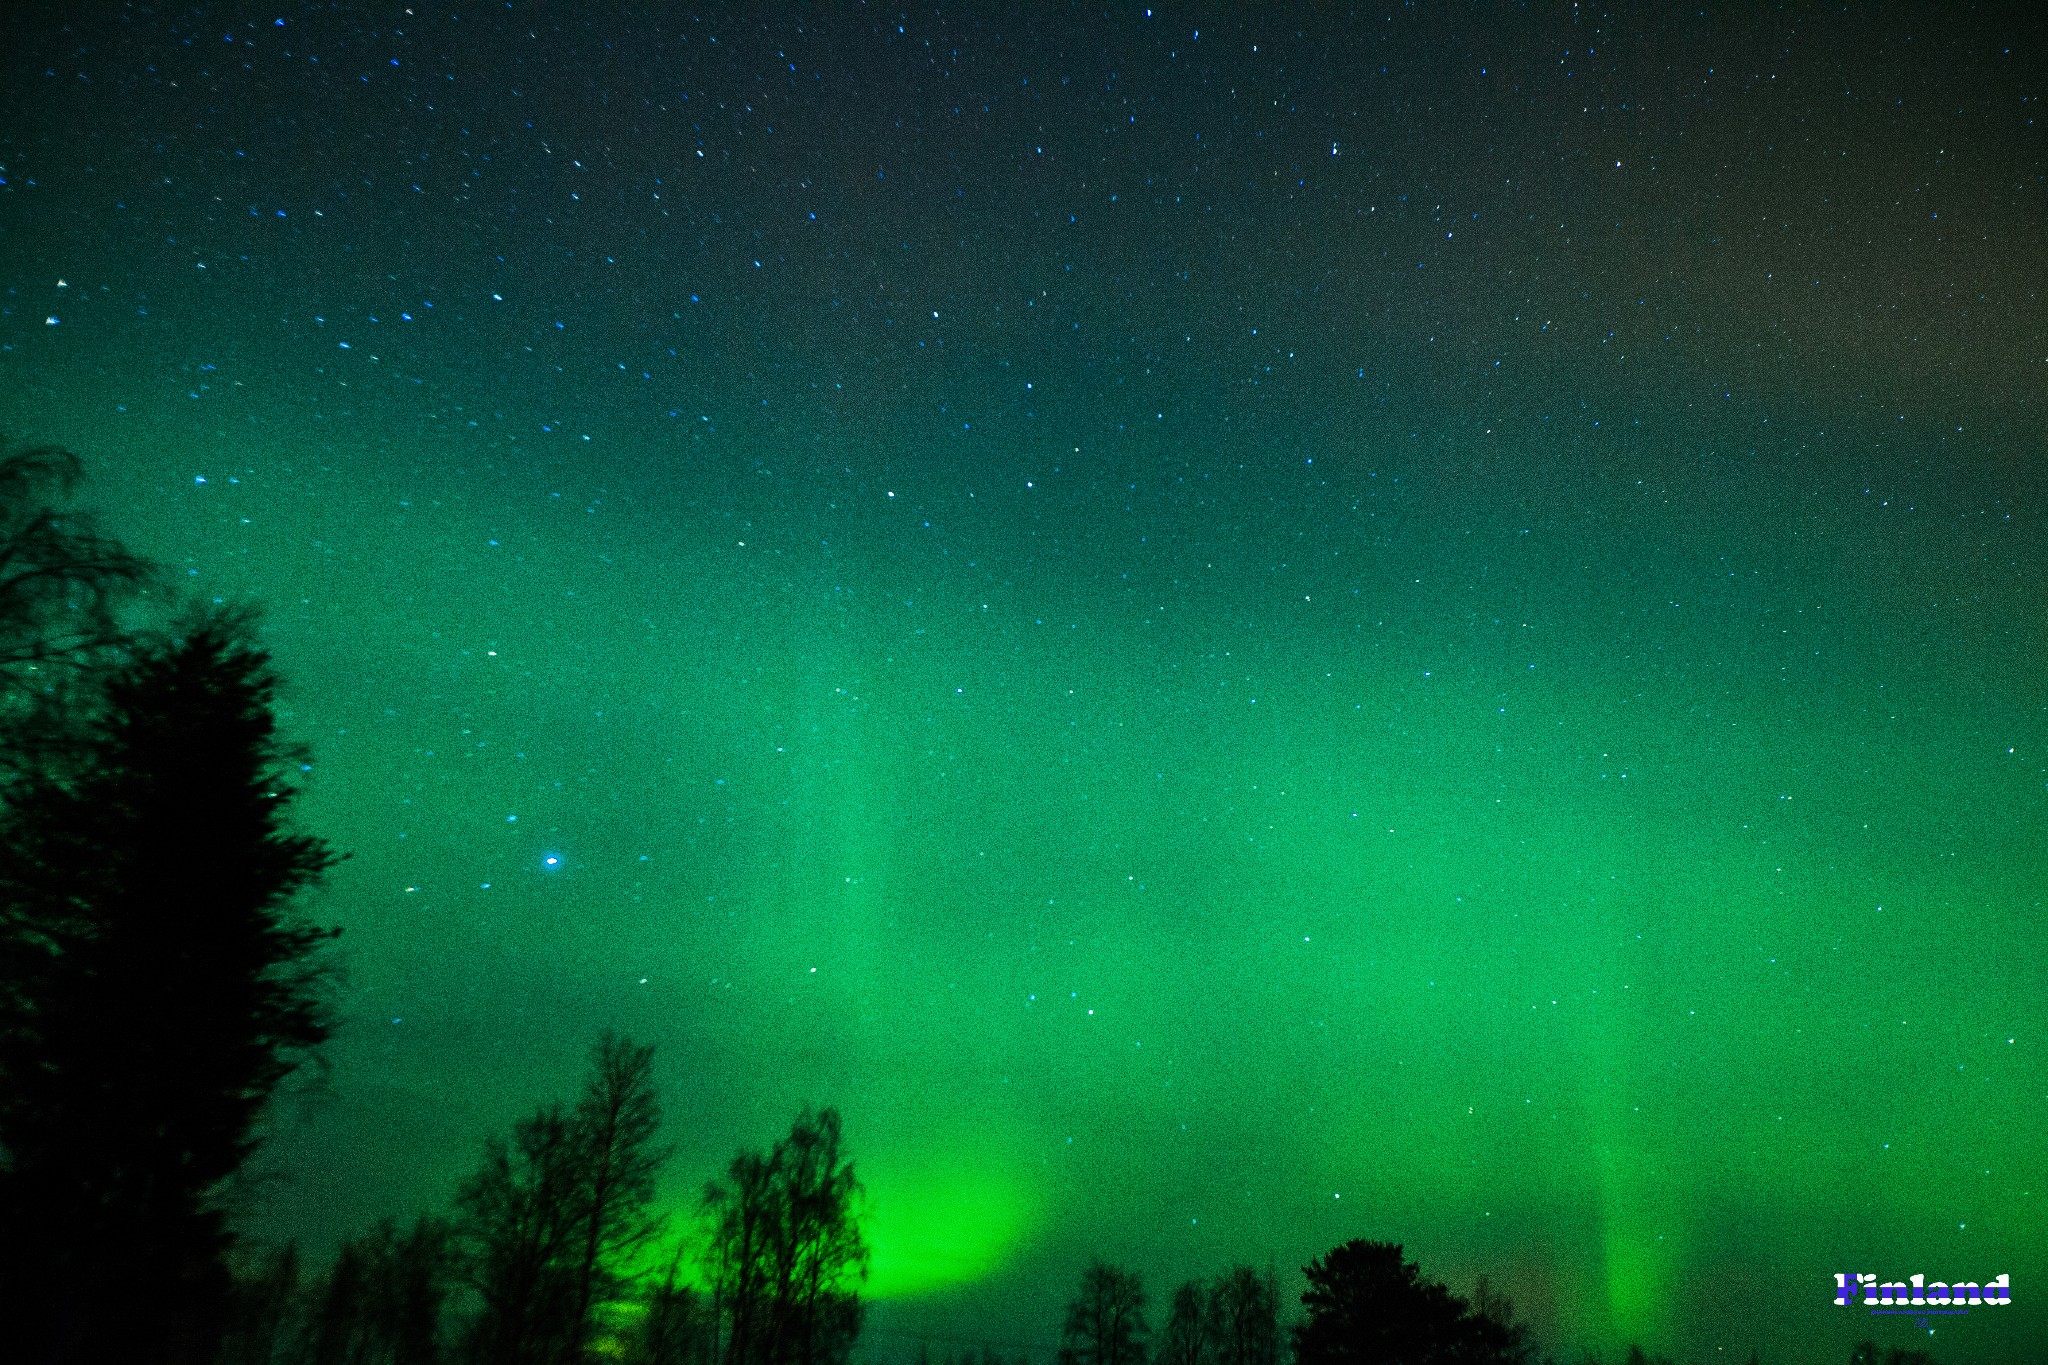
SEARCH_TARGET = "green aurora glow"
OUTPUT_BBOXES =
[2,8,2043,1363]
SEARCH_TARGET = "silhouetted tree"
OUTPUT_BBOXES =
[454,1032,668,1365]
[1205,1266,1278,1365]
[776,1109,867,1365]
[1162,1281,1208,1365]
[457,1106,585,1365]
[704,1108,867,1365]
[0,441,151,685]
[1469,1277,1534,1365]
[706,1144,777,1365]
[291,1218,457,1365]
[624,1247,712,1365]
[307,1241,374,1365]
[1291,1240,1524,1365]
[563,1032,669,1364]
[220,1241,306,1365]
[364,1217,457,1365]
[1848,1343,1940,1365]
[1059,1262,1149,1365]
[0,617,339,1365]
[0,442,154,813]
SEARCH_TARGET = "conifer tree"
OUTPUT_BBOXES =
[0,616,338,1364]
[1292,1240,1527,1365]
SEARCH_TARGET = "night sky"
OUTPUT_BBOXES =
[3,5,2044,1362]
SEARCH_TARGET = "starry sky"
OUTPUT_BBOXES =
[2,5,2044,1362]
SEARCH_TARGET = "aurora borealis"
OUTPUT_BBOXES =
[2,5,2043,1361]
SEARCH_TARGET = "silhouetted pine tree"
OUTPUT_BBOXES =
[1291,1240,1525,1365]
[297,1217,456,1365]
[0,442,153,815]
[367,1217,458,1365]
[0,617,338,1365]
[307,1241,375,1365]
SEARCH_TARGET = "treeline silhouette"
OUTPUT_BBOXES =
[213,1034,867,1365]
[1053,1250,1521,1365]
[0,442,1941,1365]
[1047,1250,1936,1365]
[0,443,869,1365]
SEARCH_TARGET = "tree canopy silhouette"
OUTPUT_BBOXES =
[1059,1261,1150,1365]
[0,616,339,1365]
[298,1215,453,1365]
[1160,1280,1207,1365]
[1206,1265,1281,1365]
[458,1100,585,1365]
[456,1032,669,1365]
[1847,1342,1941,1365]
[563,1032,670,1364]
[703,1106,868,1365]
[0,441,152,685]
[624,1245,715,1365]
[1290,1240,1528,1365]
